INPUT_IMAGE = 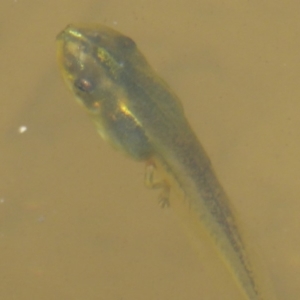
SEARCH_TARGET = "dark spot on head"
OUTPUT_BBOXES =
[117,36,136,50]
[90,33,103,46]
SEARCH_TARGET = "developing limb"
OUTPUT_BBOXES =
[144,162,170,208]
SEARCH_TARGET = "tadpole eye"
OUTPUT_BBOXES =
[74,78,94,93]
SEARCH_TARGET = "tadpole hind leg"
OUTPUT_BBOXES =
[144,162,170,208]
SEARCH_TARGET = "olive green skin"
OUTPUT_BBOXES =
[57,24,272,300]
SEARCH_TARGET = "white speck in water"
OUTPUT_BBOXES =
[18,125,28,134]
